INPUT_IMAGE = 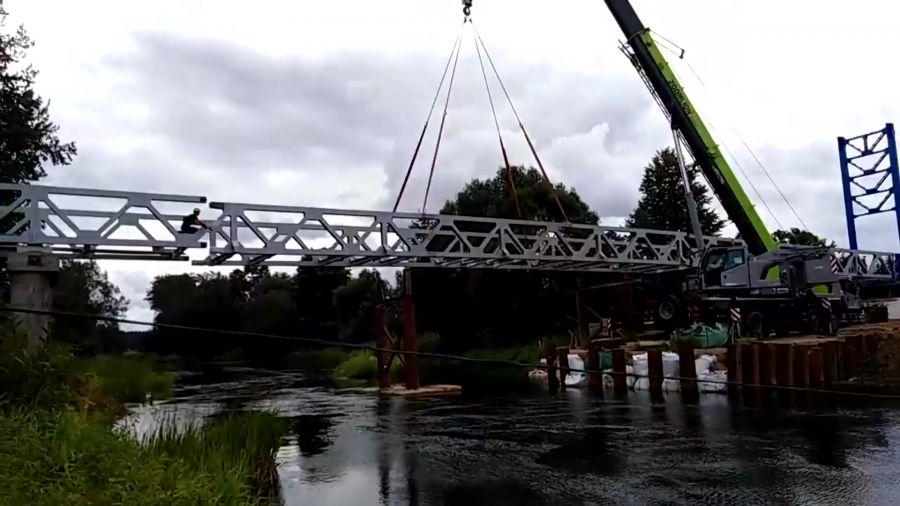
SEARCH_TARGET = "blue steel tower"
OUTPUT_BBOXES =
[838,123,900,250]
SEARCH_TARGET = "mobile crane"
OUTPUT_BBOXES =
[602,0,848,337]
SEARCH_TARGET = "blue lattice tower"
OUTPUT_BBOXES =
[838,123,900,250]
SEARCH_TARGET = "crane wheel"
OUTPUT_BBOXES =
[655,295,680,328]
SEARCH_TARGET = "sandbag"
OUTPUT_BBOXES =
[695,354,716,376]
[662,352,679,378]
[632,352,648,377]
[698,370,727,393]
[671,322,731,349]
[662,378,681,392]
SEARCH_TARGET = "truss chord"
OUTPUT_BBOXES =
[471,21,570,223]
[393,22,465,212]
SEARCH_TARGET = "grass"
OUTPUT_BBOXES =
[77,354,175,404]
[0,337,286,505]
[0,408,285,505]
[333,349,403,385]
[144,410,286,503]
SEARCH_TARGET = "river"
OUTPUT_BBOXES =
[122,364,900,505]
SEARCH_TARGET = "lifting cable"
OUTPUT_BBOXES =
[421,27,464,214]
[670,64,785,230]
[393,25,465,213]
[395,1,567,223]
[653,31,808,231]
[472,24,522,218]
[472,21,570,223]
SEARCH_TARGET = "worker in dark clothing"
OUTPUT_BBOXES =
[180,208,209,233]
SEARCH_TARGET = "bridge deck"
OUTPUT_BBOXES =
[0,183,894,279]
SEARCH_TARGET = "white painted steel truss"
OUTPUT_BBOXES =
[0,183,207,260]
[0,184,895,280]
[198,201,736,272]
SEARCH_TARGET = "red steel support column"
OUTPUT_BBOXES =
[648,349,663,398]
[402,271,420,391]
[726,343,743,398]
[576,290,590,348]
[547,346,559,393]
[558,348,570,391]
[678,342,698,401]
[588,340,603,393]
[373,305,391,390]
[612,348,627,395]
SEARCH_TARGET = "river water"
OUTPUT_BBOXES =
[122,365,900,505]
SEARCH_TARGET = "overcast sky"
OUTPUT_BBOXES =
[6,0,900,322]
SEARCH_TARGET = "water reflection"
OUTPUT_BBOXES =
[126,366,900,506]
[288,414,336,457]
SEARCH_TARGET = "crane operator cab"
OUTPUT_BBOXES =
[700,246,748,289]
[697,244,839,297]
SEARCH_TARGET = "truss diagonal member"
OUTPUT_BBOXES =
[95,202,135,239]
[0,194,28,230]
[38,195,82,239]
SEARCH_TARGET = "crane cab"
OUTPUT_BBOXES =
[699,246,749,289]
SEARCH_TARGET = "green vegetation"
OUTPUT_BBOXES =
[626,147,725,235]
[0,341,285,505]
[334,350,378,379]
[143,411,286,503]
[0,409,284,505]
[77,353,175,404]
[772,227,835,247]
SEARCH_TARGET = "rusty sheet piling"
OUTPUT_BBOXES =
[588,340,603,393]
[558,347,570,391]
[612,348,627,395]
[677,342,698,401]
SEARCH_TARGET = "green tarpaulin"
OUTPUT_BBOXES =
[670,322,732,349]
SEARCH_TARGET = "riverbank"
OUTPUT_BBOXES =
[0,341,286,505]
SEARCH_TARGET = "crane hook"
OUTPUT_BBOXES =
[462,0,472,18]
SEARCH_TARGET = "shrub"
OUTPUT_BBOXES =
[334,350,377,379]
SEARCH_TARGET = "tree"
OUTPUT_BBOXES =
[773,228,834,247]
[626,148,725,236]
[332,269,388,342]
[293,267,350,339]
[0,3,76,183]
[51,260,128,353]
[441,165,599,224]
[410,167,604,350]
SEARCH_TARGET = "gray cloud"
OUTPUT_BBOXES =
[36,28,890,322]
[53,31,665,222]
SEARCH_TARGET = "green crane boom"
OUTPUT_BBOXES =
[603,0,776,256]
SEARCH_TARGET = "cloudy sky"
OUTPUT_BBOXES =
[6,0,900,322]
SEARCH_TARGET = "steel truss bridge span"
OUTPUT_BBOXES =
[0,183,894,280]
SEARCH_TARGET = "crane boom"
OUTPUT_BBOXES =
[604,0,776,255]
